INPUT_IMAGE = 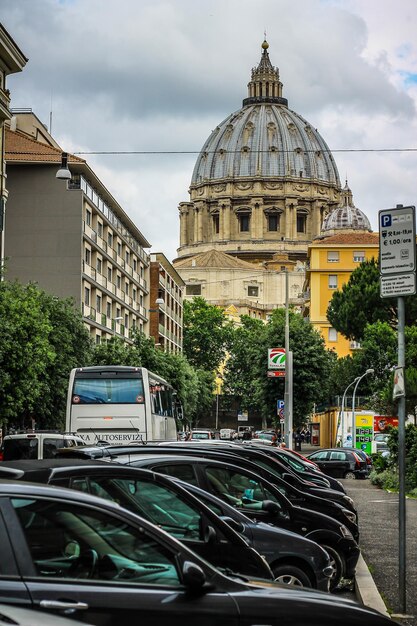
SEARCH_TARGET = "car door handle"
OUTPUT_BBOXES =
[40,600,89,611]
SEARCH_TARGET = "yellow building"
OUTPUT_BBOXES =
[304,184,379,357]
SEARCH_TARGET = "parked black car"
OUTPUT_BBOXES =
[306,448,369,479]
[255,445,347,492]
[57,442,356,512]
[0,480,392,626]
[176,478,333,590]
[114,452,360,589]
[0,459,273,582]
[87,443,359,540]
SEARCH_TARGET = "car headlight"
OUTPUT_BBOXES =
[342,509,357,524]
[343,495,354,507]
[339,524,353,539]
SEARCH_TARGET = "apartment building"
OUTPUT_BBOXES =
[150,253,184,353]
[5,112,151,344]
[0,25,27,273]
[303,182,378,357]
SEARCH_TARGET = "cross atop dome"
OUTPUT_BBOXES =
[243,39,288,107]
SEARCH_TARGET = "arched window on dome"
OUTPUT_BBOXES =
[296,209,308,234]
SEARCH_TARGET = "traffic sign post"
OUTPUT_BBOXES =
[379,204,416,614]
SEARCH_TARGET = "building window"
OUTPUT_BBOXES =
[117,275,121,289]
[108,232,113,247]
[353,251,365,262]
[95,335,101,345]
[84,287,90,306]
[125,251,130,264]
[186,284,202,296]
[248,286,259,297]
[125,314,129,328]
[328,328,338,342]
[107,267,112,283]
[117,242,122,256]
[86,209,91,226]
[96,295,101,313]
[212,214,219,234]
[239,214,250,232]
[97,222,103,238]
[133,259,137,272]
[106,301,111,318]
[267,214,279,231]
[85,248,91,265]
[297,212,307,233]
[125,282,129,295]
[328,275,338,289]
[96,258,102,274]
[133,288,137,301]
[327,251,339,263]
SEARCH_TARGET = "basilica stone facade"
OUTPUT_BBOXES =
[174,40,343,314]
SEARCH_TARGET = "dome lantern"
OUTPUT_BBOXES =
[243,39,288,107]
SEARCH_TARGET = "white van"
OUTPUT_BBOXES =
[0,431,84,461]
[220,428,236,440]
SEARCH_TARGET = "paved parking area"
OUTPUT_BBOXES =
[344,479,417,625]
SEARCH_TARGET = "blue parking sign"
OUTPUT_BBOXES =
[380,214,392,228]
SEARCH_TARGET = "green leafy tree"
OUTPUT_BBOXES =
[183,297,232,370]
[33,292,92,429]
[224,309,333,428]
[327,259,417,341]
[90,336,138,366]
[0,282,92,430]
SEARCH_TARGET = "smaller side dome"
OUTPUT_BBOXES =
[322,181,372,232]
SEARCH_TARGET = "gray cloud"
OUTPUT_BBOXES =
[3,0,417,260]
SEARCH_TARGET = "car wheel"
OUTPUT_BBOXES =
[321,545,344,591]
[272,564,312,588]
[344,471,356,479]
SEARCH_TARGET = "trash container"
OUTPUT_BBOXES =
[294,435,302,451]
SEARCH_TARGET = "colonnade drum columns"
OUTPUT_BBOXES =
[178,199,330,248]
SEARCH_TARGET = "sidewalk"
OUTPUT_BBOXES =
[298,444,407,622]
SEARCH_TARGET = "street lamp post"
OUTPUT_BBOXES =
[352,368,374,448]
[339,377,359,446]
[215,374,223,432]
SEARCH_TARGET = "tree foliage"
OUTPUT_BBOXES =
[224,308,333,428]
[0,281,92,430]
[327,259,417,341]
[182,297,232,370]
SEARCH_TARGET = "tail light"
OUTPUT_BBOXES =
[352,452,362,468]
[0,451,3,462]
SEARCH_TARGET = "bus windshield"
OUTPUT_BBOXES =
[72,378,144,404]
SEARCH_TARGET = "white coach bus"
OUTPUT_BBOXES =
[66,366,178,444]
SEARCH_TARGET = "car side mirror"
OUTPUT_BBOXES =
[204,525,217,544]
[262,500,281,515]
[182,560,207,592]
[220,516,245,534]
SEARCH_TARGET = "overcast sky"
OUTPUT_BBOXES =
[4,0,417,261]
